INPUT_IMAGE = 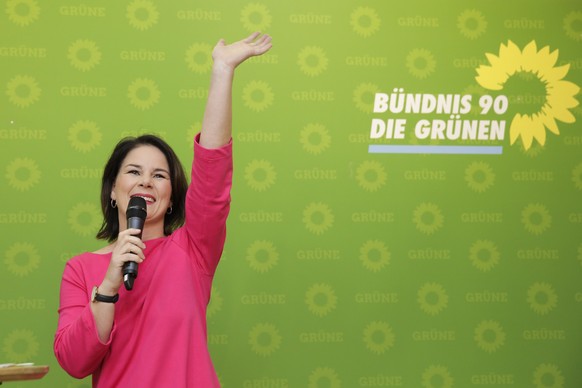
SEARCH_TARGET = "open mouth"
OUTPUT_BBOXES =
[131,194,155,204]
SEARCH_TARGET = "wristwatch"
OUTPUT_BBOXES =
[91,286,119,303]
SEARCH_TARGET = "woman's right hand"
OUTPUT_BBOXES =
[100,228,146,294]
[211,32,272,72]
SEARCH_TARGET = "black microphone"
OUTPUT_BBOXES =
[122,196,147,291]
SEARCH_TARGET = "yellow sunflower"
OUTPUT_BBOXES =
[476,40,580,150]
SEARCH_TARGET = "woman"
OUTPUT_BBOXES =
[54,32,272,387]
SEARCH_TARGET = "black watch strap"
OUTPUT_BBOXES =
[92,286,119,303]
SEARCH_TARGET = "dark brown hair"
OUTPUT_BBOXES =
[96,135,188,242]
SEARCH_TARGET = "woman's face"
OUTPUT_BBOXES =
[111,145,172,234]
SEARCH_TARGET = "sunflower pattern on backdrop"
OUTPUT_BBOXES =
[475,41,580,150]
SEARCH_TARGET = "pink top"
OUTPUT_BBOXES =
[54,136,232,387]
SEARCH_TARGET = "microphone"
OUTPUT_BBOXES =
[122,196,147,291]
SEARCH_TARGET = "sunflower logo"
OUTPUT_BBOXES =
[68,120,102,153]
[248,323,281,357]
[6,0,40,26]
[406,49,436,79]
[563,11,582,42]
[417,283,449,316]
[353,82,380,113]
[297,46,329,77]
[474,320,505,353]
[302,202,334,235]
[465,161,495,193]
[363,321,395,355]
[422,365,454,388]
[413,202,444,235]
[308,367,341,388]
[242,80,274,112]
[359,240,390,272]
[6,75,41,108]
[246,240,279,273]
[527,282,558,316]
[185,43,213,74]
[240,3,272,33]
[355,161,387,192]
[350,7,381,38]
[4,242,40,277]
[457,9,487,40]
[126,0,159,31]
[518,139,546,158]
[300,123,331,155]
[244,159,277,192]
[2,329,39,362]
[521,203,552,235]
[67,39,102,72]
[5,157,41,191]
[68,202,102,236]
[469,240,500,272]
[532,363,564,388]
[305,283,338,317]
[127,78,160,110]
[476,41,580,150]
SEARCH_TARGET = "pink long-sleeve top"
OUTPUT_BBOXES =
[54,136,232,387]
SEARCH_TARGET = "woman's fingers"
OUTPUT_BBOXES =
[244,31,261,43]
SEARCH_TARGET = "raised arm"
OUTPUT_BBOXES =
[199,32,272,149]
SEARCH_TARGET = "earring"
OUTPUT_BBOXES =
[111,199,117,208]
[167,206,173,214]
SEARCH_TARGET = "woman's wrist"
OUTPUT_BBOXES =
[211,61,236,77]
[98,280,119,296]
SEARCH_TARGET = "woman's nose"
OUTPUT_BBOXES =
[139,174,152,187]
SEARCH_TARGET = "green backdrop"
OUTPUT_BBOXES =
[2,0,581,387]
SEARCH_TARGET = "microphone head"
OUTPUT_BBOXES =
[127,196,147,219]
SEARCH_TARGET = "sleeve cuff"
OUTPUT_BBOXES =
[81,304,116,346]
[194,133,232,160]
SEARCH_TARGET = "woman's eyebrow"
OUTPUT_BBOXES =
[124,164,169,174]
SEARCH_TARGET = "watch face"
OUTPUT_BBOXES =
[91,286,98,302]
